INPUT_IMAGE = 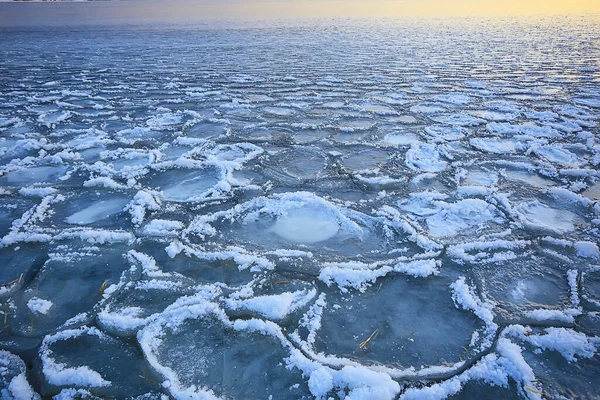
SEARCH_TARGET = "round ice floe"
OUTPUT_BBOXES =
[161,168,222,202]
[355,102,397,115]
[38,110,71,127]
[341,148,390,171]
[463,171,498,187]
[582,183,600,201]
[504,170,555,188]
[399,192,448,216]
[146,112,182,129]
[292,128,332,144]
[188,192,369,256]
[424,125,466,141]
[431,113,485,126]
[514,201,578,234]
[268,147,327,181]
[138,303,306,399]
[65,198,129,225]
[383,131,421,146]
[332,130,371,144]
[8,252,129,336]
[186,120,228,139]
[39,326,152,396]
[425,199,503,237]
[410,103,447,114]
[256,194,364,248]
[207,143,263,164]
[105,151,150,171]
[470,110,519,121]
[470,138,523,154]
[433,93,473,105]
[5,165,68,185]
[531,145,584,167]
[405,143,447,172]
[477,256,571,321]
[159,144,192,161]
[238,126,275,142]
[272,206,341,244]
[336,119,376,132]
[311,276,482,370]
[264,106,296,116]
[508,276,567,307]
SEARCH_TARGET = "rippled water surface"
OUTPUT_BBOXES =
[1,13,600,400]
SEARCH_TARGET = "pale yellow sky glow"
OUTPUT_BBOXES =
[210,0,600,19]
[1,0,599,27]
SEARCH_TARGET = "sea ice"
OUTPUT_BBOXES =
[431,113,485,126]
[425,199,503,238]
[405,143,448,172]
[65,198,129,225]
[4,166,68,186]
[272,206,341,244]
[314,277,481,369]
[514,201,578,234]
[383,131,421,146]
[470,138,523,154]
[531,145,585,167]
[0,351,38,400]
[186,120,229,139]
[268,147,327,181]
[160,168,222,202]
[1,15,599,400]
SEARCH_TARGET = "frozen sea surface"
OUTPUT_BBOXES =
[1,14,600,400]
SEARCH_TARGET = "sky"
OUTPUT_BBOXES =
[0,0,599,27]
[189,0,600,19]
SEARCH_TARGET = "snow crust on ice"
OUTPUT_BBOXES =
[27,297,53,315]
[225,288,317,320]
[40,327,111,388]
[451,277,498,350]
[575,241,600,259]
[0,351,39,400]
[504,325,599,362]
